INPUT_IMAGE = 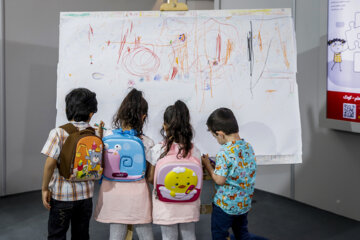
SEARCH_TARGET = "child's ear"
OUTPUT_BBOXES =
[142,114,147,122]
[216,131,225,138]
[88,112,94,121]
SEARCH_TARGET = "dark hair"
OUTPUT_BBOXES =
[65,88,98,122]
[328,38,346,45]
[206,108,239,135]
[113,88,148,136]
[160,100,193,159]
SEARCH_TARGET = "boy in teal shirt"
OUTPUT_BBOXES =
[202,108,266,240]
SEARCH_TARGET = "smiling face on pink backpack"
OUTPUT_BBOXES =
[155,153,203,203]
[164,167,198,197]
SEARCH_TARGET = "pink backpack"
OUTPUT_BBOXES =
[154,144,203,203]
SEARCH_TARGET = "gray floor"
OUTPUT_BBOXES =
[0,184,359,240]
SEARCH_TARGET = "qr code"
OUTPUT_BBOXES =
[343,103,356,119]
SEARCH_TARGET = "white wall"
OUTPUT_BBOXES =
[220,0,292,9]
[187,1,214,10]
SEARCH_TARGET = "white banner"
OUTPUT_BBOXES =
[57,9,301,164]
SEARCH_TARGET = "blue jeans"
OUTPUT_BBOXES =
[48,198,93,240]
[211,203,268,240]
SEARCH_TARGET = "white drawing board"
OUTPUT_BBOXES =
[57,9,301,164]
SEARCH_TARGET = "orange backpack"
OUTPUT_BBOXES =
[58,123,103,181]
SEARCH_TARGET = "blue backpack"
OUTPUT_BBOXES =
[102,128,146,182]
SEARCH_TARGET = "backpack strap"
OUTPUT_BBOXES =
[112,128,138,136]
[59,123,79,134]
[166,144,179,157]
[167,143,195,159]
[60,124,95,135]
[85,127,96,134]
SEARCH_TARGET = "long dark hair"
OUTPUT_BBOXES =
[160,100,193,159]
[113,88,148,136]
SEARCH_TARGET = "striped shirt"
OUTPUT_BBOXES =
[41,121,95,201]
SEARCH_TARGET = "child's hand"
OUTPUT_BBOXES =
[201,154,211,167]
[42,189,51,210]
[209,157,216,168]
[95,121,105,138]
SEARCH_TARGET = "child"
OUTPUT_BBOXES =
[202,108,262,240]
[41,88,100,240]
[328,38,347,71]
[94,88,154,240]
[148,100,201,240]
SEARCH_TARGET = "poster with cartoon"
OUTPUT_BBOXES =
[327,0,360,122]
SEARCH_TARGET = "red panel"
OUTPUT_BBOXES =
[327,91,360,122]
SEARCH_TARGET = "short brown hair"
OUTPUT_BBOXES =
[206,108,239,135]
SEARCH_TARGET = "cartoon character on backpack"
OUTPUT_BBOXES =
[102,128,146,181]
[158,166,200,201]
[154,146,203,203]
[84,142,103,178]
[57,123,103,181]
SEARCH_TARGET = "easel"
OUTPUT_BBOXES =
[201,169,215,215]
[125,225,133,240]
[124,2,189,238]
[160,0,188,11]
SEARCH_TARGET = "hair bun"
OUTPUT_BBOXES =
[174,100,189,120]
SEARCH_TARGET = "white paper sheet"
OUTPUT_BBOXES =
[57,9,302,164]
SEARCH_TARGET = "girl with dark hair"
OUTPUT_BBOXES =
[94,88,154,240]
[148,100,201,240]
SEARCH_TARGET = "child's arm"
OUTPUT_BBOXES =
[146,143,162,184]
[94,121,105,138]
[41,157,57,210]
[147,164,155,184]
[202,154,226,186]
[142,136,156,184]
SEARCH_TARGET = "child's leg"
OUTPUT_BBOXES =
[70,198,93,240]
[48,198,73,240]
[160,224,179,240]
[179,222,196,240]
[331,62,336,70]
[232,213,251,240]
[211,204,233,240]
[109,223,128,240]
[134,223,154,240]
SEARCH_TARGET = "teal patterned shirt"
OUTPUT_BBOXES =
[213,139,257,215]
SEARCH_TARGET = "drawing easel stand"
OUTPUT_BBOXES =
[125,2,189,239]
[160,0,217,216]
[160,0,188,11]
[160,0,218,216]
[201,169,216,215]
[126,3,188,240]
[125,225,133,240]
